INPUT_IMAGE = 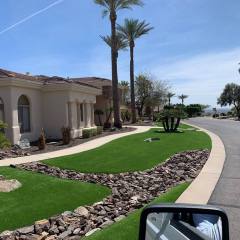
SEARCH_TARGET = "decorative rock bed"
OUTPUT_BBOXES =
[0,146,30,160]
[0,149,209,240]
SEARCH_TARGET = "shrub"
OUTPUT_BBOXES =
[82,128,98,138]
[92,128,97,136]
[61,127,71,145]
[38,128,46,150]
[0,133,10,149]
[0,121,10,149]
[97,126,103,135]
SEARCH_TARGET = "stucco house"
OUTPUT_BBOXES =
[72,77,127,126]
[0,69,101,144]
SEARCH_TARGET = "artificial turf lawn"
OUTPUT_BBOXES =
[44,128,211,174]
[84,182,190,240]
[0,167,111,232]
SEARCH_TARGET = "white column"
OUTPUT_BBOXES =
[67,102,74,129]
[76,102,80,128]
[91,103,95,126]
[84,102,87,128]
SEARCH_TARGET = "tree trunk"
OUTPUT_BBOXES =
[174,118,181,131]
[170,117,174,131]
[130,44,137,123]
[110,12,122,128]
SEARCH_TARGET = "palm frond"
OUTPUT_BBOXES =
[94,0,143,13]
[100,34,128,51]
[117,18,153,42]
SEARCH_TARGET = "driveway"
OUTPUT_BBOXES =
[185,117,240,240]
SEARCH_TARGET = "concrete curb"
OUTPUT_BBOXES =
[176,122,226,204]
[0,126,152,167]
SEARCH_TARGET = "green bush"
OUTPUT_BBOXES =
[0,121,10,149]
[97,126,103,135]
[92,128,97,137]
[0,133,10,149]
[82,128,98,138]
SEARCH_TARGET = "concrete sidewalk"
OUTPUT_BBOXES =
[0,126,151,167]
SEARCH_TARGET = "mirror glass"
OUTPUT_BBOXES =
[146,212,223,240]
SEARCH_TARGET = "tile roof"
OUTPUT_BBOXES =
[0,69,100,89]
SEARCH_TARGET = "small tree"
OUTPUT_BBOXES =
[94,109,104,126]
[158,108,186,132]
[218,83,240,120]
[178,94,188,105]
[167,92,175,106]
[135,74,153,118]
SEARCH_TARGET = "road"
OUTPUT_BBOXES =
[185,117,240,240]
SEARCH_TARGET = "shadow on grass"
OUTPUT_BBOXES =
[154,130,184,134]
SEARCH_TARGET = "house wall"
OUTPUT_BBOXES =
[43,90,97,140]
[0,78,101,144]
[0,85,43,144]
[42,91,69,140]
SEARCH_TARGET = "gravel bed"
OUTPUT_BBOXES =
[0,149,209,240]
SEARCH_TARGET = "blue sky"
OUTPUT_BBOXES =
[0,0,240,107]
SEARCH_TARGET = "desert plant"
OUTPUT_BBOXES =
[61,126,71,145]
[158,108,186,132]
[38,128,46,150]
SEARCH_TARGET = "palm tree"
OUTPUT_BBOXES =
[117,19,153,123]
[94,0,143,128]
[167,92,175,106]
[178,94,188,105]
[101,33,128,57]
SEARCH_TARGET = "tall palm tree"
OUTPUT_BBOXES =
[178,94,188,105]
[167,92,175,106]
[94,0,143,128]
[117,19,153,123]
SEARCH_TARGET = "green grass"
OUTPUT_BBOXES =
[44,128,211,174]
[84,182,190,240]
[0,167,111,232]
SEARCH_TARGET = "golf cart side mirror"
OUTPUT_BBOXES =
[139,204,229,240]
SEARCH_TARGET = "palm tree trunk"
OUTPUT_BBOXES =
[130,44,137,123]
[110,12,121,128]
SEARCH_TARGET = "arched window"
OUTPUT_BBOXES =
[0,98,4,122]
[18,95,30,133]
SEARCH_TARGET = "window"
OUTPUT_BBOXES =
[80,103,84,122]
[18,95,30,133]
[0,98,4,122]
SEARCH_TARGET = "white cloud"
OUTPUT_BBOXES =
[151,48,240,107]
